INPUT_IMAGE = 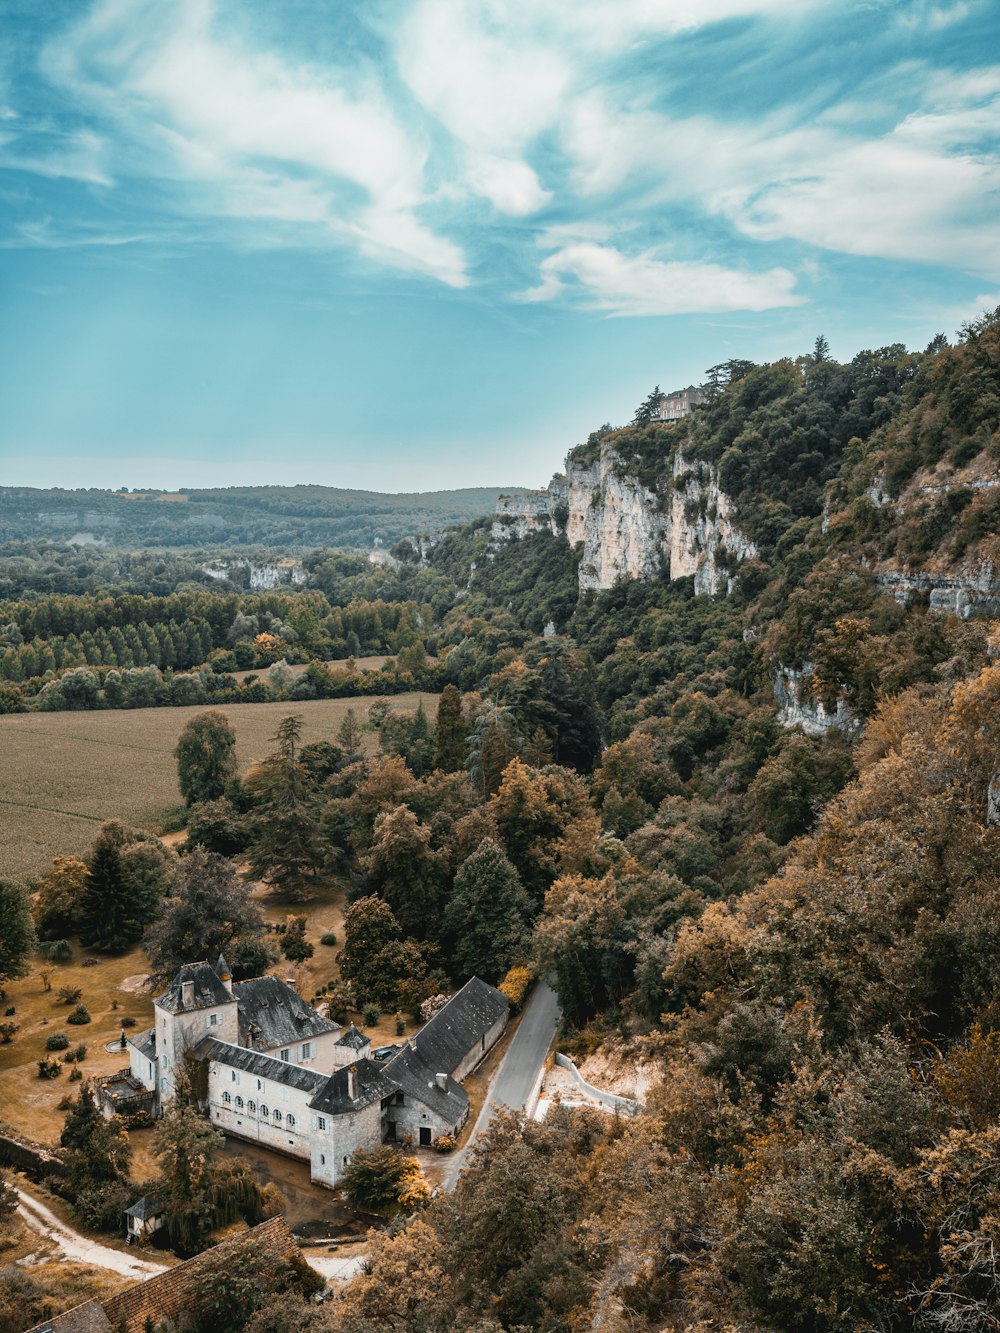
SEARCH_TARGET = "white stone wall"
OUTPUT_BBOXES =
[255,1028,342,1073]
[207,1060,315,1161]
[386,1096,463,1145]
[155,998,239,1102]
[309,1100,384,1187]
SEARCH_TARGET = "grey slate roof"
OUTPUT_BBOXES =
[382,977,509,1126]
[26,1301,112,1333]
[196,1037,327,1095]
[124,1193,165,1221]
[234,975,338,1052]
[308,1058,399,1116]
[155,961,235,1014]
[385,1044,468,1124]
[126,1027,156,1061]
[334,1023,370,1051]
[405,976,509,1075]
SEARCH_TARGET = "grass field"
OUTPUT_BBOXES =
[0,692,437,882]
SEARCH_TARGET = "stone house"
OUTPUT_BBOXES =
[657,385,706,422]
[116,958,509,1189]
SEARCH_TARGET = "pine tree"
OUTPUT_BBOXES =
[631,384,663,427]
[0,881,35,984]
[444,839,532,984]
[245,715,325,893]
[434,684,466,772]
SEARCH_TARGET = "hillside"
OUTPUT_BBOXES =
[0,483,521,551]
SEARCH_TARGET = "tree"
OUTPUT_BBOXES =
[33,856,89,940]
[338,896,401,1001]
[444,839,532,984]
[144,847,270,980]
[631,384,663,427]
[341,1146,429,1214]
[245,715,325,893]
[153,1103,225,1253]
[60,1085,132,1199]
[364,806,444,940]
[813,333,831,362]
[78,822,173,952]
[434,687,469,773]
[327,1219,455,1333]
[0,882,34,985]
[175,711,238,806]
[338,708,363,755]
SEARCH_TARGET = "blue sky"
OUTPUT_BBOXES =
[0,0,998,492]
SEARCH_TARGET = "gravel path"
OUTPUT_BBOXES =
[16,1188,169,1280]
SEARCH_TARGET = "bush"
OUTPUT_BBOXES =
[68,1066,82,1082]
[362,1003,381,1026]
[40,939,72,963]
[0,1022,18,1044]
[341,1146,430,1214]
[434,1134,456,1153]
[67,1005,91,1026]
[58,985,83,1005]
[37,1058,62,1079]
[498,964,533,1013]
[74,1042,88,1062]
[73,1180,135,1232]
[320,932,337,947]
[45,1031,69,1051]
[120,1016,137,1028]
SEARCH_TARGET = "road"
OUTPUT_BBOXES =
[442,979,560,1188]
[16,1187,169,1280]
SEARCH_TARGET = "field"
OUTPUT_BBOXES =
[0,692,437,882]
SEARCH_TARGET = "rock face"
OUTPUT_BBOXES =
[200,558,307,591]
[773,663,864,739]
[875,560,1000,619]
[494,442,758,596]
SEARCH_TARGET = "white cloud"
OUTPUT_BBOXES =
[518,240,802,315]
[0,126,111,186]
[41,0,468,285]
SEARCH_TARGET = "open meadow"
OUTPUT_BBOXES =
[0,692,437,882]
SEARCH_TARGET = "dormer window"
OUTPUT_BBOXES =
[181,981,194,1007]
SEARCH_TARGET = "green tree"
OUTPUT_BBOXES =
[631,384,662,426]
[78,822,172,951]
[341,1145,429,1213]
[60,1085,131,1199]
[364,805,444,940]
[245,715,325,893]
[153,1103,225,1253]
[0,881,35,984]
[175,710,238,806]
[144,848,270,980]
[434,683,466,772]
[444,839,532,984]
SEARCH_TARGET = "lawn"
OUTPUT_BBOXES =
[0,692,437,881]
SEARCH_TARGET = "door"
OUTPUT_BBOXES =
[419,1127,432,1146]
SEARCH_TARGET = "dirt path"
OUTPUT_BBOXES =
[16,1188,169,1280]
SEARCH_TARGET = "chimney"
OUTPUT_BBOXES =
[435,1072,448,1091]
[181,980,194,1008]
[408,1036,417,1051]
[347,1065,357,1101]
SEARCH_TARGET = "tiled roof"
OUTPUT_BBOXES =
[309,1058,398,1116]
[384,1043,468,1123]
[234,976,338,1052]
[404,976,508,1074]
[334,1023,370,1050]
[101,1217,302,1333]
[155,961,235,1014]
[26,1301,111,1333]
[196,1037,327,1095]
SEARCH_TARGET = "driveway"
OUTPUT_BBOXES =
[441,980,560,1188]
[16,1187,169,1280]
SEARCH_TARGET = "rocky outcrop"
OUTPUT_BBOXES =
[494,442,757,596]
[773,663,864,738]
[876,560,1000,619]
[201,557,307,591]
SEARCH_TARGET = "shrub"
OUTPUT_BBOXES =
[57,985,83,1005]
[40,939,72,963]
[81,957,100,968]
[341,1146,430,1214]
[320,932,337,947]
[67,1005,91,1026]
[121,1016,137,1028]
[68,1066,82,1082]
[45,1031,69,1051]
[419,994,450,1023]
[498,964,533,1013]
[74,1042,88,1062]
[362,1003,381,1026]
[37,1058,62,1079]
[395,1017,406,1037]
[0,1022,18,1044]
[434,1134,456,1154]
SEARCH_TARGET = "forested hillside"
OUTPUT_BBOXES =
[3,312,1000,1331]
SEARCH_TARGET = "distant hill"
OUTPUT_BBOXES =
[0,484,523,550]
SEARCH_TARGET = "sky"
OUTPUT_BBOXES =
[0,0,998,493]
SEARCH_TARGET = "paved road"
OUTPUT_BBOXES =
[442,980,560,1189]
[16,1188,169,1280]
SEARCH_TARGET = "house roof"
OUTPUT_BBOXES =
[405,976,509,1075]
[126,1027,156,1061]
[234,975,338,1052]
[155,961,235,1015]
[196,1037,327,1095]
[384,1043,468,1124]
[26,1302,111,1333]
[123,1193,165,1221]
[308,1058,399,1116]
[101,1217,303,1333]
[334,1023,370,1050]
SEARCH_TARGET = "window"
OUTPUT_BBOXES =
[231,1070,240,1084]
[235,1096,244,1109]
[248,1100,256,1113]
[206,1012,219,1027]
[394,1091,405,1105]
[279,1049,290,1062]
[299,1042,314,1060]
[273,1109,282,1122]
[222,1091,231,1104]
[260,1104,269,1117]
[257,1079,262,1091]
[317,1115,327,1131]
[287,1114,295,1127]
[320,1154,325,1165]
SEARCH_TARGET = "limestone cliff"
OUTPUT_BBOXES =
[494,440,758,596]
